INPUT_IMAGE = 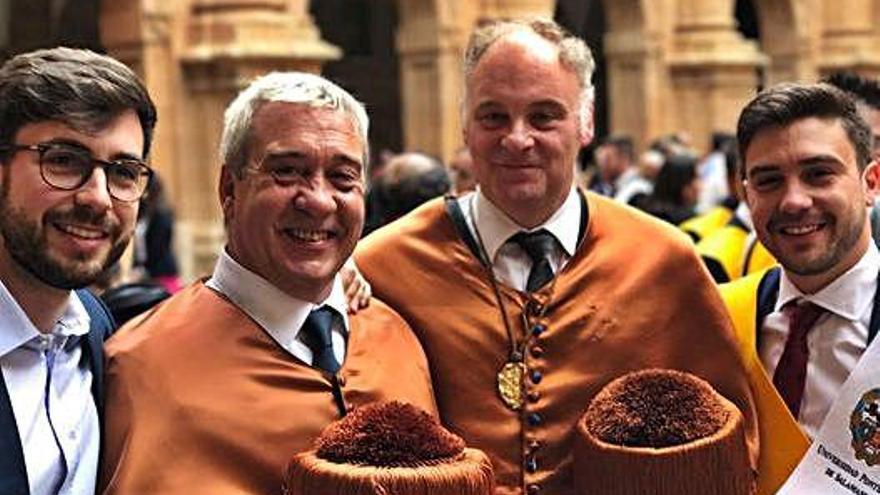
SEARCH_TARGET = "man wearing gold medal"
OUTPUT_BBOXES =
[356,18,759,494]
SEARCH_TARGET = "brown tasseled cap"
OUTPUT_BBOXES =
[574,369,755,495]
[315,400,465,467]
[283,401,494,495]
[584,368,730,448]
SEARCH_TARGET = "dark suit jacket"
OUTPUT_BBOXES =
[0,289,116,495]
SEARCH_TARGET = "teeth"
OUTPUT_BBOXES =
[57,224,105,239]
[782,224,820,235]
[287,228,331,242]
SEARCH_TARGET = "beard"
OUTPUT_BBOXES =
[0,194,129,290]
[766,207,866,277]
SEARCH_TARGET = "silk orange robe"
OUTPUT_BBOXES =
[356,193,759,495]
[100,282,436,494]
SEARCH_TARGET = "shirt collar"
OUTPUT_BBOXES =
[0,280,89,359]
[206,250,349,346]
[777,241,880,321]
[472,186,581,263]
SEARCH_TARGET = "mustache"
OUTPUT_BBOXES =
[45,204,121,234]
[489,152,543,167]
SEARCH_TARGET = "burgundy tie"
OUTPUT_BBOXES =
[773,300,825,418]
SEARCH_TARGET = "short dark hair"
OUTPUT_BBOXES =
[603,135,635,163]
[736,82,872,178]
[0,47,157,158]
[825,72,880,110]
[652,153,698,204]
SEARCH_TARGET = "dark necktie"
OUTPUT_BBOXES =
[773,300,825,418]
[301,307,342,373]
[511,229,557,292]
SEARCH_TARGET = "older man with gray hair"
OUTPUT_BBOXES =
[99,72,436,494]
[356,18,758,493]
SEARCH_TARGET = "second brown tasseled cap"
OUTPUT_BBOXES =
[283,401,494,495]
[573,369,755,495]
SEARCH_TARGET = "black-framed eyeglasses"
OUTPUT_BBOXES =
[0,142,153,202]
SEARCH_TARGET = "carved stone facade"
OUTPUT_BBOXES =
[4,0,880,281]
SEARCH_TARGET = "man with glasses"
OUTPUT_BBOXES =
[98,72,436,494]
[0,47,156,495]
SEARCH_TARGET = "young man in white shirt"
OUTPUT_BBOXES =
[0,47,157,495]
[721,82,880,494]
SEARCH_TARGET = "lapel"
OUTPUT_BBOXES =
[75,289,111,419]
[0,370,28,494]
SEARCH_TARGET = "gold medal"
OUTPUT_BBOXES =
[497,361,526,410]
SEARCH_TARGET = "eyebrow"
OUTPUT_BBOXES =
[45,138,144,162]
[747,154,844,177]
[262,149,363,169]
[474,98,568,111]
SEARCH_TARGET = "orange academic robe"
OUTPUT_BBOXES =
[356,192,759,495]
[99,282,436,495]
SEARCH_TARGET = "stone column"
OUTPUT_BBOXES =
[667,0,766,152]
[602,0,669,153]
[396,0,554,164]
[396,1,473,164]
[817,0,880,76]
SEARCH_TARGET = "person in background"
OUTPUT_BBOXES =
[825,72,880,247]
[0,47,156,495]
[633,153,700,226]
[681,141,741,243]
[448,146,477,195]
[588,135,635,198]
[696,132,736,214]
[373,151,450,227]
[132,173,180,293]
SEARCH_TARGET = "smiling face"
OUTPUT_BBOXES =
[743,117,880,292]
[463,30,592,228]
[221,102,366,303]
[0,111,142,290]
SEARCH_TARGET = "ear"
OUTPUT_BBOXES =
[579,104,595,147]
[863,160,880,206]
[219,165,237,223]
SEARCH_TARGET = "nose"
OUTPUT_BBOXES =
[778,179,813,214]
[74,167,113,212]
[501,119,535,152]
[292,176,337,216]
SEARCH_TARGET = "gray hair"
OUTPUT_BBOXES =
[462,18,595,131]
[220,71,370,177]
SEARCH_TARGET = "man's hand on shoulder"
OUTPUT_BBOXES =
[342,258,371,313]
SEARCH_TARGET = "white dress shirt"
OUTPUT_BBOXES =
[458,187,582,292]
[0,282,98,495]
[206,250,350,366]
[760,242,880,438]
